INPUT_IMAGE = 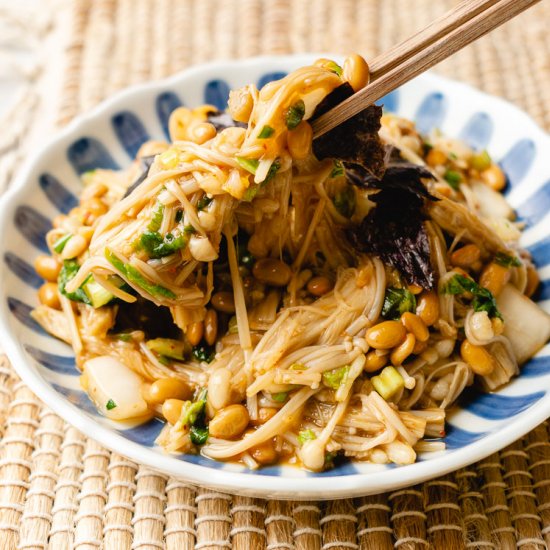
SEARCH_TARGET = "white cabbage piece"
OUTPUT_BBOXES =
[497,284,550,364]
[82,356,151,420]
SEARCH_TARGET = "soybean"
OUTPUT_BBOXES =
[252,258,292,287]
[401,312,429,342]
[481,164,506,192]
[479,262,510,297]
[146,378,192,405]
[186,321,204,347]
[204,309,218,346]
[390,333,416,366]
[460,340,495,376]
[38,283,61,309]
[342,54,370,92]
[61,234,88,260]
[364,350,387,373]
[211,291,236,314]
[306,276,333,297]
[162,398,185,425]
[450,244,481,269]
[208,404,250,439]
[250,439,278,465]
[416,290,439,326]
[365,321,406,350]
[35,255,61,282]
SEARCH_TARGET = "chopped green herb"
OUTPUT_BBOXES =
[116,333,132,342]
[58,260,91,305]
[243,185,259,202]
[82,277,114,308]
[190,425,209,445]
[197,195,213,211]
[444,273,502,319]
[382,287,416,320]
[105,248,125,272]
[285,99,305,130]
[333,185,356,218]
[105,248,176,300]
[175,209,183,223]
[147,338,187,360]
[242,159,281,201]
[236,156,260,174]
[53,234,72,254]
[138,230,187,259]
[371,366,404,400]
[272,392,288,403]
[444,170,462,190]
[330,160,345,178]
[322,365,350,390]
[192,344,215,363]
[106,399,117,410]
[470,150,492,171]
[298,429,317,445]
[258,125,275,139]
[325,61,343,76]
[148,202,165,232]
[494,252,522,268]
[449,152,458,160]
[176,388,208,429]
[263,159,281,184]
[125,263,176,299]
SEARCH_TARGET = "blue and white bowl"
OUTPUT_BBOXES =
[1,55,549,499]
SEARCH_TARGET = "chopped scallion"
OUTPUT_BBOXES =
[443,170,462,190]
[190,426,209,445]
[258,125,275,139]
[322,365,350,390]
[371,366,404,400]
[272,392,288,403]
[382,287,416,320]
[494,252,521,268]
[298,429,316,445]
[148,202,165,232]
[235,156,260,174]
[285,100,305,130]
[192,344,215,363]
[325,61,342,76]
[53,234,72,254]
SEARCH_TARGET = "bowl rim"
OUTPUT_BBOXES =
[1,54,550,499]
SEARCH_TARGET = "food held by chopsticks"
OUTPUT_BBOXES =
[32,55,550,471]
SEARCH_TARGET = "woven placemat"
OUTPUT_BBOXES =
[1,1,550,548]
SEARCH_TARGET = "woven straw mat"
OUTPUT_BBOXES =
[2,1,550,549]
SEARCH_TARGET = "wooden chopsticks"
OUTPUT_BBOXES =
[312,0,541,139]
